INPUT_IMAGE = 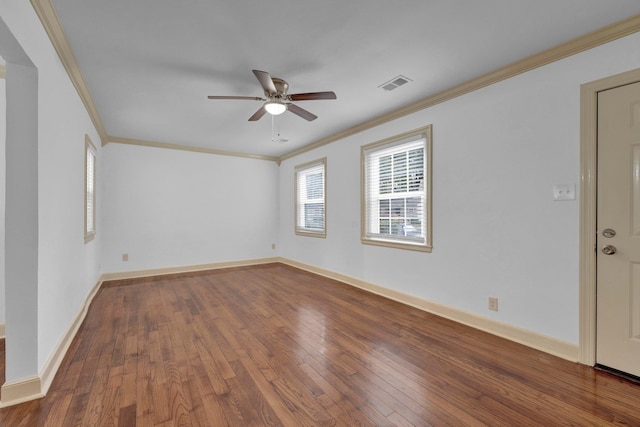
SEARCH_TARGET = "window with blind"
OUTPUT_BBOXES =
[295,158,326,237]
[84,135,96,243]
[362,126,432,251]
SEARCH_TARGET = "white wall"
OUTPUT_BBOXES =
[101,144,279,273]
[279,32,640,346]
[0,64,5,326]
[37,57,103,370]
[5,61,39,381]
[0,2,102,379]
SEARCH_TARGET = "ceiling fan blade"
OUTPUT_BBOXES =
[208,96,264,101]
[252,70,277,94]
[288,91,337,101]
[287,103,317,121]
[248,106,267,121]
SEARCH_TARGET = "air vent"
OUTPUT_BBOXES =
[379,75,412,92]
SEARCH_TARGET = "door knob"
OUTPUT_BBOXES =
[602,245,617,255]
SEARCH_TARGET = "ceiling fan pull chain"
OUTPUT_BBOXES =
[271,114,277,142]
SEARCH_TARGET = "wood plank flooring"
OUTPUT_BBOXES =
[1,263,639,426]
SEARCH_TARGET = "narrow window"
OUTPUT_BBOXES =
[362,126,432,251]
[84,135,96,243]
[295,158,326,237]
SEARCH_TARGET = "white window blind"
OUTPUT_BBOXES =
[295,159,326,237]
[362,127,431,251]
[85,136,96,242]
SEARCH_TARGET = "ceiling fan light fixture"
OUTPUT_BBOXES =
[265,101,286,115]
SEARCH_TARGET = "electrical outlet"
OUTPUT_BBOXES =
[553,183,576,201]
[488,297,499,312]
[272,243,276,250]
[122,253,129,262]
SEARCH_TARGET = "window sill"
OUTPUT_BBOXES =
[361,237,431,252]
[84,232,95,244]
[295,230,327,239]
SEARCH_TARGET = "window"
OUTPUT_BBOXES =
[362,126,432,251]
[84,135,96,243]
[295,158,326,237]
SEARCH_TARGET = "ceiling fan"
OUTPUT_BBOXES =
[208,70,337,122]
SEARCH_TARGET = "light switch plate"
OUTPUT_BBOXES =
[553,183,576,201]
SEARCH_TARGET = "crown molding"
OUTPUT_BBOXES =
[29,0,108,144]
[0,65,5,79]
[279,13,640,162]
[107,136,279,162]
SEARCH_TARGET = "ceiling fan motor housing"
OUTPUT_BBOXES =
[269,78,289,98]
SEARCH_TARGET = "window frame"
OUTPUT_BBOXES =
[294,157,327,238]
[361,125,432,252]
[84,134,97,243]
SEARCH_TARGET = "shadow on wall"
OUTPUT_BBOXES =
[1,57,6,334]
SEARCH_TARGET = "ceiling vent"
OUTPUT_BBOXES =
[379,75,412,92]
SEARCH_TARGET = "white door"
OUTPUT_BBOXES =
[596,81,640,377]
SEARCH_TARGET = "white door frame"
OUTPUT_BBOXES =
[579,67,640,366]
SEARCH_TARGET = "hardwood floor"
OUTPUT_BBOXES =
[0,263,639,426]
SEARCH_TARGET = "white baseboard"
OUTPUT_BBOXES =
[0,277,103,407]
[39,277,104,397]
[0,323,5,340]
[278,257,579,362]
[101,257,281,282]
[0,376,43,408]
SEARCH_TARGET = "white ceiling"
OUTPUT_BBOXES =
[50,0,640,158]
